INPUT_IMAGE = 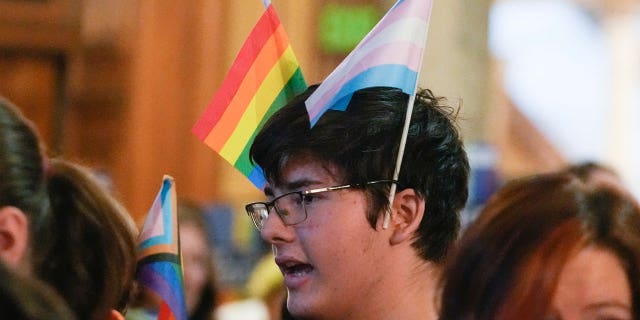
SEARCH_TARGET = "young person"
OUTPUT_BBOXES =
[439,164,640,320]
[0,97,138,320]
[245,85,470,319]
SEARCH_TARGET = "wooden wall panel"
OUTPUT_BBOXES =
[0,54,58,148]
[115,1,208,220]
[0,0,80,153]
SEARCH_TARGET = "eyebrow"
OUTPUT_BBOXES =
[263,178,324,197]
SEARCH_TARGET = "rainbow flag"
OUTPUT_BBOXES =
[305,0,432,126]
[136,175,187,320]
[192,0,307,190]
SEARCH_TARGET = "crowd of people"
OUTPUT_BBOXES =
[2,70,640,320]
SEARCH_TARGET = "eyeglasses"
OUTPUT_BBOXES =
[245,180,399,231]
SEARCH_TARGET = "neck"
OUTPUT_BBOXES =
[342,255,441,320]
[384,260,441,320]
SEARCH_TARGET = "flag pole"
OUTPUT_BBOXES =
[382,0,432,229]
[383,89,419,229]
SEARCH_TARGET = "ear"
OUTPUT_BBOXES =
[388,188,425,245]
[108,309,125,320]
[0,206,29,267]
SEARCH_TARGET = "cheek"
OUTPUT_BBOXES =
[300,196,379,264]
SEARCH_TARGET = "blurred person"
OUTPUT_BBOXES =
[216,252,288,320]
[214,252,284,320]
[0,259,76,320]
[439,164,640,319]
[180,200,220,319]
[245,85,469,319]
[128,200,220,320]
[0,97,138,320]
[246,252,287,320]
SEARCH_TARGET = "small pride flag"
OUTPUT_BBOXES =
[305,0,432,126]
[136,175,187,320]
[192,0,307,190]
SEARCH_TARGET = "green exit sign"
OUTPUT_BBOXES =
[318,3,381,54]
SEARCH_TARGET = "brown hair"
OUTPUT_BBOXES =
[40,159,137,320]
[439,166,640,319]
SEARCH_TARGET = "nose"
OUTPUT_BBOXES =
[260,208,295,244]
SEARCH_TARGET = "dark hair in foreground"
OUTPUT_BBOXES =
[0,97,137,320]
[0,260,76,320]
[250,85,469,262]
[439,165,640,319]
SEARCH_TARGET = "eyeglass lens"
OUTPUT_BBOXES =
[248,192,307,230]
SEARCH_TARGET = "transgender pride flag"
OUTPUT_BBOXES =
[136,176,187,320]
[306,0,432,126]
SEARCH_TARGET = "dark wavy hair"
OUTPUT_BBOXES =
[250,85,469,262]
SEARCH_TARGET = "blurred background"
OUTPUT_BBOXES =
[1,0,638,315]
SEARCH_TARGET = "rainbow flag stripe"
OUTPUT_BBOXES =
[306,0,432,126]
[193,2,307,190]
[136,176,188,320]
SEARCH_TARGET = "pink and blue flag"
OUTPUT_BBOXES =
[305,0,433,126]
[136,175,187,320]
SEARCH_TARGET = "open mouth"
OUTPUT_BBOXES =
[281,262,314,277]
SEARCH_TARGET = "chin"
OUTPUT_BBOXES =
[287,295,315,319]
[287,295,333,320]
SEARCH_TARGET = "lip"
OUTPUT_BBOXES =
[275,255,314,289]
